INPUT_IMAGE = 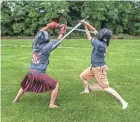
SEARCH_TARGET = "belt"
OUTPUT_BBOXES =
[29,69,45,74]
[91,65,107,70]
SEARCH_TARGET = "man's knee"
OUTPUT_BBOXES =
[80,73,84,79]
[56,83,59,88]
[98,81,109,89]
[80,74,87,81]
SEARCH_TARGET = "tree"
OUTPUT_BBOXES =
[1,1,13,35]
[1,1,140,36]
[81,1,140,35]
[1,1,69,36]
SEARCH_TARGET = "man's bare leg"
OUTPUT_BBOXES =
[89,83,104,91]
[49,83,59,108]
[13,88,24,103]
[104,87,128,109]
[80,78,90,94]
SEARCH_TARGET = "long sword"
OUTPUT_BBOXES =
[67,26,95,34]
[52,16,89,49]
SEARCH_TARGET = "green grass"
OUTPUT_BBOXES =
[1,39,140,122]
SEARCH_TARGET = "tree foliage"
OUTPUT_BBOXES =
[1,1,140,36]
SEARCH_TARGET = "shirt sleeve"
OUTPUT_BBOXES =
[50,39,60,51]
[91,38,98,48]
[91,38,95,47]
[44,40,60,54]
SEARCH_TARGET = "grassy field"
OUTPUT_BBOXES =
[1,39,140,122]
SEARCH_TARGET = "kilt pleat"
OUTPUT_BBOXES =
[21,72,57,93]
